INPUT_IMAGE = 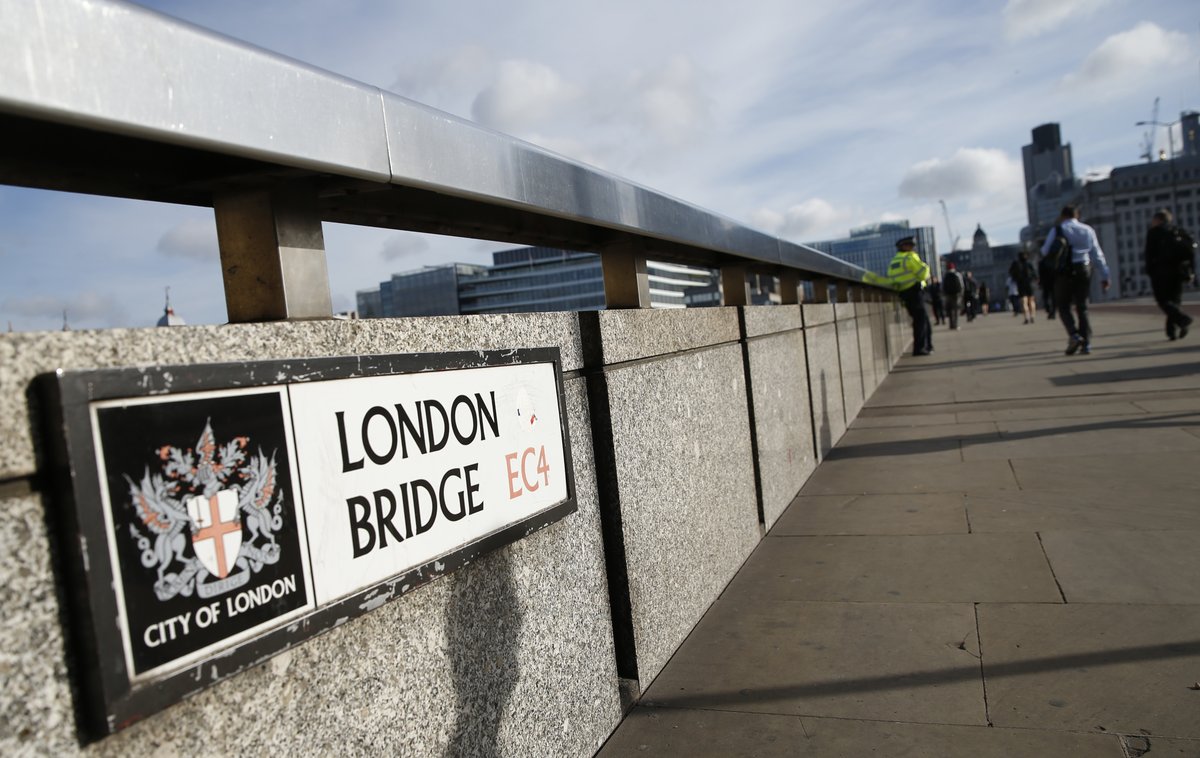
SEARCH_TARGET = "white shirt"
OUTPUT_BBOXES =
[1042,218,1110,280]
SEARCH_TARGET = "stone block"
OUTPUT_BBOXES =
[604,343,759,685]
[838,317,864,424]
[741,305,801,338]
[804,323,845,458]
[747,330,816,529]
[592,307,739,365]
[802,303,835,327]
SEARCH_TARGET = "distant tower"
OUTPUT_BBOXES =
[1181,111,1200,159]
[1022,124,1081,242]
[971,224,993,266]
[156,287,186,327]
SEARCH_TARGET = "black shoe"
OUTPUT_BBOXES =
[912,350,931,356]
[1065,335,1083,355]
[1181,323,1191,340]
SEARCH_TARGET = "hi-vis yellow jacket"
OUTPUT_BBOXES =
[864,250,931,292]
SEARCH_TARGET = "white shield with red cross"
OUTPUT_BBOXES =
[187,490,242,579]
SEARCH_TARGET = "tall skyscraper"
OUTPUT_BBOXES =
[1022,123,1083,243]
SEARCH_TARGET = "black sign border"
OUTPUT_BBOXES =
[39,347,576,741]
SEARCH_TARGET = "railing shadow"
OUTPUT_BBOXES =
[823,411,1200,462]
[645,639,1200,709]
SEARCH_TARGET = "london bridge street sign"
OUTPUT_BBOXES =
[41,348,575,739]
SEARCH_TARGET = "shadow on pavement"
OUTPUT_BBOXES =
[645,639,1200,709]
[824,411,1200,461]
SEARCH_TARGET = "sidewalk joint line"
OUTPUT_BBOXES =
[1036,531,1069,604]
[974,602,992,726]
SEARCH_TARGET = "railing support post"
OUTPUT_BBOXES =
[600,241,651,309]
[778,271,801,305]
[811,277,831,303]
[721,265,750,306]
[214,183,332,323]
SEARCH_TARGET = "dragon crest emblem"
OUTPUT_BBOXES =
[124,419,285,600]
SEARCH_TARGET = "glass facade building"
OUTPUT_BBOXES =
[357,247,718,317]
[806,221,938,277]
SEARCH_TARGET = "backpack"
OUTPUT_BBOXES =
[1046,225,1074,275]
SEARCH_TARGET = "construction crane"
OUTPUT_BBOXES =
[1139,96,1160,162]
[938,199,961,254]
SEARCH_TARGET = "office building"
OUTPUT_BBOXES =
[1081,122,1200,298]
[357,247,718,317]
[807,221,938,277]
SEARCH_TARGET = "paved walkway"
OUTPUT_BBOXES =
[599,297,1200,757]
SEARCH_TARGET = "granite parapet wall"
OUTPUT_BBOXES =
[0,301,901,755]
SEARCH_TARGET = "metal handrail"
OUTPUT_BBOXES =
[0,0,883,319]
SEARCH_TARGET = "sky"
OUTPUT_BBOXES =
[1,0,1198,331]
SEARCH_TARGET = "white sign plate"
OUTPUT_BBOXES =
[289,362,567,604]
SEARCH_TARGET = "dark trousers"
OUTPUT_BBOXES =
[901,285,932,353]
[1041,283,1056,319]
[943,294,959,329]
[1054,265,1092,343]
[931,295,945,324]
[1151,275,1191,337]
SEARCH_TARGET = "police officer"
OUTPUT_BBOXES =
[886,236,933,356]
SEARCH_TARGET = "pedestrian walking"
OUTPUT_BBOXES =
[964,272,978,321]
[1038,249,1057,319]
[1042,205,1110,355]
[1144,209,1196,341]
[942,263,962,330]
[978,282,990,315]
[1009,251,1038,323]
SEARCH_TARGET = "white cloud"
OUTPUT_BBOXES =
[471,60,580,134]
[1062,22,1191,90]
[1003,0,1109,41]
[380,233,430,262]
[898,148,1023,200]
[631,56,711,147]
[157,218,218,261]
[750,198,847,239]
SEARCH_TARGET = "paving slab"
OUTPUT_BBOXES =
[772,493,969,536]
[1039,530,1200,604]
[966,488,1200,532]
[598,708,1125,757]
[979,603,1200,738]
[1010,452,1200,492]
[640,598,987,725]
[800,458,1019,496]
[723,534,1061,603]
